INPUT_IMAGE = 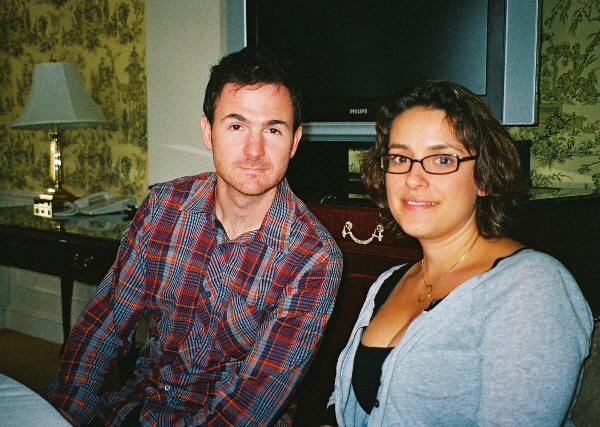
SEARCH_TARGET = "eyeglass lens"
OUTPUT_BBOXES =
[382,154,463,174]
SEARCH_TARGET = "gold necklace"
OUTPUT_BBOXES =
[418,234,480,302]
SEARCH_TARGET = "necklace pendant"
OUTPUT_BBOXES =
[418,283,433,302]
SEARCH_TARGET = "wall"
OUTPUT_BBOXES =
[0,267,98,344]
[146,0,222,185]
[509,0,600,189]
[0,0,148,202]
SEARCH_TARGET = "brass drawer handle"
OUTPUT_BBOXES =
[73,252,95,271]
[342,221,384,245]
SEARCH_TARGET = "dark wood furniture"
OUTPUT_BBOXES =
[293,192,600,426]
[0,206,127,343]
[1,192,598,426]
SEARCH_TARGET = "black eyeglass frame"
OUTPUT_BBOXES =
[380,153,477,175]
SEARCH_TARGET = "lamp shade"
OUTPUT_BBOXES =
[11,62,108,130]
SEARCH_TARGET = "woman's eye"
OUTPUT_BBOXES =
[435,155,454,165]
[392,155,409,163]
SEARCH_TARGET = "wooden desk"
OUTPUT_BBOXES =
[0,206,127,342]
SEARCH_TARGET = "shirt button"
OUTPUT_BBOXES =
[374,399,379,407]
[164,385,171,391]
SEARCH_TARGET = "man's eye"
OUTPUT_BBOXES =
[268,127,282,135]
[230,124,242,131]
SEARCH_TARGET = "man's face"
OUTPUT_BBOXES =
[201,82,302,200]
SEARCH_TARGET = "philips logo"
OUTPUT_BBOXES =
[349,108,368,115]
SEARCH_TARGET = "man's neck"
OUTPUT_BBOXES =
[214,184,277,240]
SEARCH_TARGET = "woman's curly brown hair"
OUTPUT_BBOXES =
[362,80,529,240]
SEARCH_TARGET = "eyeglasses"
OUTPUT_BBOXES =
[380,153,477,175]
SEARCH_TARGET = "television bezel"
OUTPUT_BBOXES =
[228,0,539,141]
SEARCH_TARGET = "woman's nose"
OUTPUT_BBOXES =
[405,160,429,187]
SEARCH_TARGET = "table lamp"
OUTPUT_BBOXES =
[11,62,108,215]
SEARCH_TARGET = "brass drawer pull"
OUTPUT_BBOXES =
[72,252,95,271]
[342,221,384,245]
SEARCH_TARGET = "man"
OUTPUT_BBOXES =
[49,48,342,426]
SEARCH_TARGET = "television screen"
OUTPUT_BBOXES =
[249,0,489,123]
[244,0,539,137]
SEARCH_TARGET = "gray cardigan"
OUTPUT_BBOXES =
[329,249,593,426]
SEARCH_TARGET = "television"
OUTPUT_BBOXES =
[230,0,540,141]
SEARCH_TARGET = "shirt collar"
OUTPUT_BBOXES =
[259,177,295,252]
[180,173,295,252]
[179,172,218,215]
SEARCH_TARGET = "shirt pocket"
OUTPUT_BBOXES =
[215,289,271,362]
[151,278,201,362]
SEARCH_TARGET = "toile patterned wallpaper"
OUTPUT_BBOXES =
[510,0,600,189]
[0,0,147,202]
[0,0,599,200]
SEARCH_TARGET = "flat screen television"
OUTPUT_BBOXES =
[238,0,540,141]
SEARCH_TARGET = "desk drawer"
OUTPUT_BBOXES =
[308,203,421,277]
[1,226,118,284]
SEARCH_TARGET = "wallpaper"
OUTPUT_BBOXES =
[0,0,599,200]
[510,0,600,189]
[0,0,147,202]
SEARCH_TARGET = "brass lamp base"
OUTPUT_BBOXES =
[40,186,77,205]
[31,130,78,218]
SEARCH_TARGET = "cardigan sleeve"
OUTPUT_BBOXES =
[476,256,593,425]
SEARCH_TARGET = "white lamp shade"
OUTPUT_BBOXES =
[11,62,108,130]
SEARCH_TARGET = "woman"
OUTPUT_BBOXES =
[323,81,592,426]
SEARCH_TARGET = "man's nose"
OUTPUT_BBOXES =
[244,130,266,159]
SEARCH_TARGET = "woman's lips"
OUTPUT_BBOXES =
[403,199,436,208]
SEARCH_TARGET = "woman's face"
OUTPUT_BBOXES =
[385,106,484,244]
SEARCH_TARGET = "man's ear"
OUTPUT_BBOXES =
[477,187,487,197]
[201,115,213,150]
[289,125,302,158]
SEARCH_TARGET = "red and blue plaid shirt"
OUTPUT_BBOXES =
[49,173,342,426]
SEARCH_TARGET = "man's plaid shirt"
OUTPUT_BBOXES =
[49,173,342,426]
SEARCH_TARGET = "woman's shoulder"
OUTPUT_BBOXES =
[493,247,572,278]
[478,248,592,328]
[483,248,576,294]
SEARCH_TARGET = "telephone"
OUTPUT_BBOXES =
[74,192,135,215]
[53,192,136,217]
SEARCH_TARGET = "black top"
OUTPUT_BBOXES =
[352,262,445,414]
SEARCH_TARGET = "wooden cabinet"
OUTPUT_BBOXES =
[293,194,600,426]
[294,203,421,426]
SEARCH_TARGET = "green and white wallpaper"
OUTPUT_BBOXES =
[0,0,147,202]
[510,0,600,189]
[0,0,599,200]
